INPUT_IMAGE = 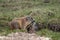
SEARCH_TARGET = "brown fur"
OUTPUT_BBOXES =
[9,16,33,30]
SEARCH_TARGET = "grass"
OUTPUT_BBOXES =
[0,0,60,40]
[36,29,60,40]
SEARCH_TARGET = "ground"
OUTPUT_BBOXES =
[0,32,51,40]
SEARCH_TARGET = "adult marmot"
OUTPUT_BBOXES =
[9,16,34,30]
[9,16,41,33]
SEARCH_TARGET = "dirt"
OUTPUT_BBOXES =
[0,32,51,40]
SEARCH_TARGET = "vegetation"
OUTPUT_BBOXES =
[0,0,60,40]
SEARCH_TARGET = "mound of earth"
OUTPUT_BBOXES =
[0,32,51,40]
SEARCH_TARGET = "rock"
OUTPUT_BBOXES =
[0,32,51,40]
[48,19,60,32]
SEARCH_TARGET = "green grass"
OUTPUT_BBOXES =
[0,0,60,40]
[36,29,60,40]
